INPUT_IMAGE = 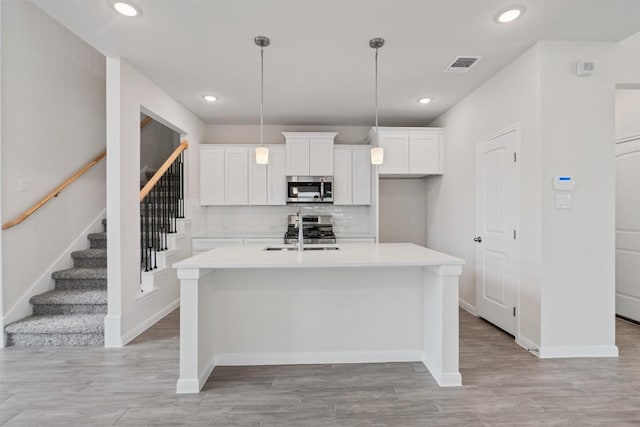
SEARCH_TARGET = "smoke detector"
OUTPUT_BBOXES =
[445,56,481,73]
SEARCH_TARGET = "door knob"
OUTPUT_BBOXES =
[473,236,482,243]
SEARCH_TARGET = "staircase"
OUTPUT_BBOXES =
[4,220,108,346]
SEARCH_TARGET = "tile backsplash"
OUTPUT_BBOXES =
[188,200,375,236]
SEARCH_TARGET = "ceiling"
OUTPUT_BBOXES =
[32,0,640,126]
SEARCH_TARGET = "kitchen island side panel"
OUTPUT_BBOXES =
[203,267,424,358]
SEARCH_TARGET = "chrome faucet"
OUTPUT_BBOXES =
[297,209,304,252]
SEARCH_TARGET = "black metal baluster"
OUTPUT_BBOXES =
[179,152,184,218]
[153,185,157,270]
[144,199,150,272]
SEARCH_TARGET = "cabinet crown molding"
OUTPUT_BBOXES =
[366,127,444,142]
[281,132,338,139]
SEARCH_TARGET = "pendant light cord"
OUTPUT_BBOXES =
[260,46,264,147]
[375,47,379,136]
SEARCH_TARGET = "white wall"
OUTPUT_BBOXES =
[1,0,106,330]
[379,179,427,246]
[428,45,542,346]
[615,90,640,140]
[106,57,205,347]
[140,115,180,173]
[538,42,616,354]
[429,40,622,357]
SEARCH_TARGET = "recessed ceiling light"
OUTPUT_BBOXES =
[417,97,432,105]
[203,95,218,103]
[494,5,526,24]
[110,1,141,17]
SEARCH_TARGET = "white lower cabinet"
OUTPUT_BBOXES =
[192,238,243,255]
[192,237,283,255]
[333,146,371,206]
[337,237,376,244]
[243,238,283,245]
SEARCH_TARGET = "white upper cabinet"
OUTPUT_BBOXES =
[266,145,286,205]
[352,147,372,205]
[200,145,248,206]
[333,146,371,206]
[333,148,352,205]
[200,147,225,205]
[224,147,249,205]
[283,132,336,176]
[367,127,444,177]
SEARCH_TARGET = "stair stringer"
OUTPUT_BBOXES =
[0,209,106,348]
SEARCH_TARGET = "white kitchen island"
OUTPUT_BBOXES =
[173,243,464,394]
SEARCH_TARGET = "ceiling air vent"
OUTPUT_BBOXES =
[445,56,481,73]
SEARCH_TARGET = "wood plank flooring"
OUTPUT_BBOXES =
[2,310,640,426]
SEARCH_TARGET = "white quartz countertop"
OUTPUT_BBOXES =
[173,243,464,270]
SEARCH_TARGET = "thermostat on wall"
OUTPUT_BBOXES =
[553,176,575,191]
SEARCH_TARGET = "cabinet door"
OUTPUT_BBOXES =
[224,147,249,205]
[200,147,225,205]
[309,138,334,176]
[333,148,352,205]
[267,145,286,205]
[192,237,243,256]
[352,148,371,205]
[409,133,442,174]
[378,133,409,174]
[285,138,310,176]
[248,148,268,205]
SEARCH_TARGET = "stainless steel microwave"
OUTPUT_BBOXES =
[286,176,333,203]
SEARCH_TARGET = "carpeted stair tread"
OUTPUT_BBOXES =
[87,232,106,241]
[5,314,104,334]
[71,248,107,259]
[30,289,106,305]
[51,268,107,280]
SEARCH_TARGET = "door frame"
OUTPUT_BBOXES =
[614,134,640,322]
[474,123,521,339]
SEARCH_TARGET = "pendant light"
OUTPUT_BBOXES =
[255,36,270,165]
[370,37,385,165]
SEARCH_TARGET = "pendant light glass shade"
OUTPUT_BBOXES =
[255,36,270,164]
[255,146,269,164]
[370,146,384,165]
[370,37,385,165]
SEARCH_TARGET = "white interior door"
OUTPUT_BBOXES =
[615,137,640,322]
[475,128,519,335]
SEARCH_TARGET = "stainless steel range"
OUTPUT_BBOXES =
[284,214,336,244]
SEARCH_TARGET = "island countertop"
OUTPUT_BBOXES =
[173,242,464,270]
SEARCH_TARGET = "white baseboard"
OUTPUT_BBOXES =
[214,350,423,366]
[3,209,106,327]
[176,354,216,394]
[458,299,477,316]
[104,314,123,348]
[616,293,640,322]
[421,355,462,387]
[538,345,619,359]
[119,298,180,346]
[516,334,540,355]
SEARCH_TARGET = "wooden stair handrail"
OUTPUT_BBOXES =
[140,141,188,201]
[2,150,107,230]
[140,116,153,129]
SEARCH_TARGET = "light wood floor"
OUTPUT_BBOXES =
[1,310,640,426]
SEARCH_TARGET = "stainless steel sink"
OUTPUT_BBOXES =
[264,246,340,251]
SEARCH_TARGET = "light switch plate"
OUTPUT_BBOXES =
[556,193,571,209]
